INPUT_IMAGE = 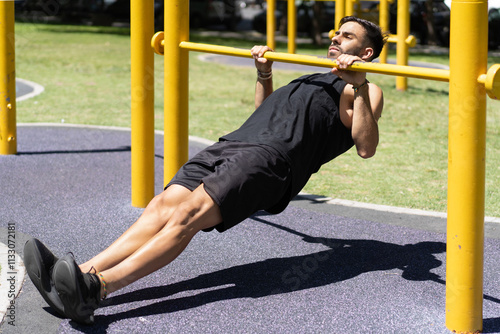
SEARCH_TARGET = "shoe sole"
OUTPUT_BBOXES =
[23,238,65,316]
[53,255,96,325]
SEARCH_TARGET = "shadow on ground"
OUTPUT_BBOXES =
[68,214,448,333]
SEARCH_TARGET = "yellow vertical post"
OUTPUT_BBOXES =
[379,0,389,64]
[0,1,16,155]
[445,0,488,331]
[131,0,155,207]
[163,0,189,186]
[287,0,296,54]
[267,0,276,51]
[396,0,409,90]
[335,0,346,30]
[346,0,354,17]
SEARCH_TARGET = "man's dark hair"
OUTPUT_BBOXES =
[339,16,387,61]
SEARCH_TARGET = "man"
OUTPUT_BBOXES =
[24,16,386,325]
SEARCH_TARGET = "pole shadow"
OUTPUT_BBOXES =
[16,146,131,156]
[483,318,500,333]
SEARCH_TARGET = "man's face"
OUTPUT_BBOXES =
[327,21,368,60]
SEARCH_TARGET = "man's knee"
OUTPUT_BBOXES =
[142,193,176,225]
[169,187,222,232]
[147,192,168,212]
[147,185,192,216]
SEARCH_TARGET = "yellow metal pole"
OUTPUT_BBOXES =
[379,0,389,64]
[445,0,488,331]
[164,0,189,186]
[396,0,409,90]
[0,1,16,155]
[335,0,346,30]
[387,34,416,47]
[287,0,296,54]
[346,0,354,17]
[267,0,276,51]
[179,41,450,82]
[131,0,155,208]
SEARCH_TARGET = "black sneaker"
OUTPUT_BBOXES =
[23,238,65,317]
[53,254,101,325]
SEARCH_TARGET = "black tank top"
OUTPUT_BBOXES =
[222,72,354,196]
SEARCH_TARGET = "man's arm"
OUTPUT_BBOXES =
[333,54,383,159]
[251,45,274,109]
[348,82,383,158]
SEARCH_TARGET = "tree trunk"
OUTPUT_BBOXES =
[310,2,324,46]
[424,0,438,45]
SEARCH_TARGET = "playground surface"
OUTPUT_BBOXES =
[1,124,499,333]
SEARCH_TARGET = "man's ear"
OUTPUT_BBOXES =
[360,47,374,61]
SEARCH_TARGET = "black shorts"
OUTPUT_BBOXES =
[166,141,292,232]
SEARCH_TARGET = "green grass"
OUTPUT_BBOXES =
[14,23,500,217]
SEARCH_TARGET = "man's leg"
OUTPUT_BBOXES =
[79,184,193,273]
[94,184,222,294]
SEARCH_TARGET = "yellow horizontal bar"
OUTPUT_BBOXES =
[179,41,450,82]
[386,34,417,47]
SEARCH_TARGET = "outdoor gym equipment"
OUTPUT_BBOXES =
[270,0,414,90]
[1,0,499,332]
[148,1,500,333]
[0,1,16,155]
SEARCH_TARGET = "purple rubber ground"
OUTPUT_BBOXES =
[1,125,499,334]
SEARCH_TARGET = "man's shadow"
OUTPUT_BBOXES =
[67,214,453,332]
[71,214,500,333]
[106,227,446,303]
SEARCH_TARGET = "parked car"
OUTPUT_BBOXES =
[15,0,105,22]
[252,0,336,37]
[389,0,451,46]
[388,0,499,49]
[489,7,500,49]
[15,0,243,30]
[102,0,244,30]
[190,0,243,30]
[99,0,164,28]
[154,0,244,31]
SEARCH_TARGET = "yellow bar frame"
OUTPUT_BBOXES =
[445,0,488,332]
[0,2,491,328]
[287,0,297,54]
[267,0,276,51]
[378,0,390,63]
[163,0,189,188]
[0,1,16,155]
[396,0,410,90]
[335,0,346,30]
[178,41,450,82]
[156,0,499,331]
[282,0,411,90]
[130,0,155,207]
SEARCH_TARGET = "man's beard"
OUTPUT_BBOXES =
[328,44,364,59]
